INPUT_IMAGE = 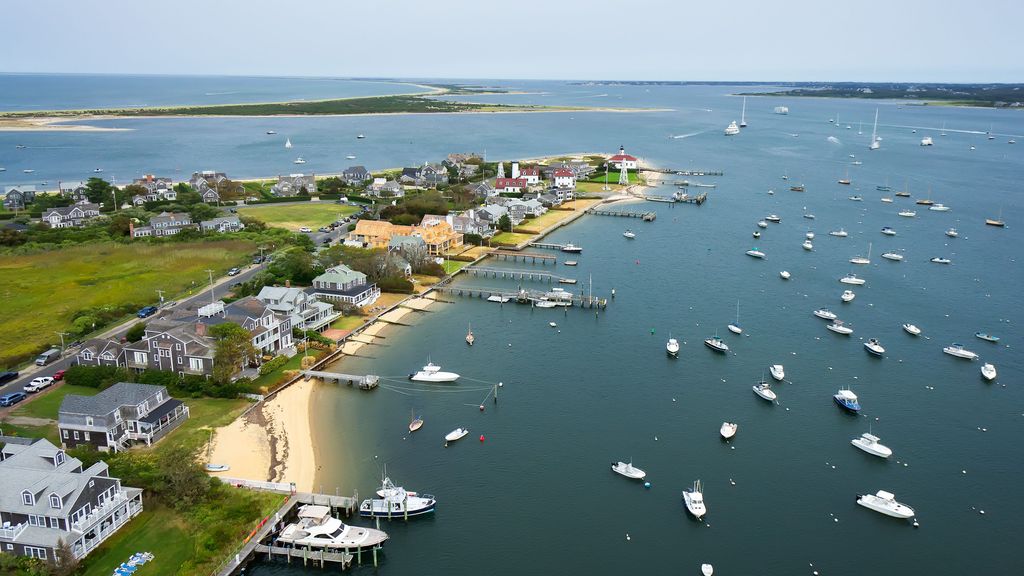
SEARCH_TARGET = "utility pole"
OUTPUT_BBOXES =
[156,289,166,304]
[55,331,70,355]
[205,269,216,305]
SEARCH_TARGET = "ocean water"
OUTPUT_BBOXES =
[2,77,1023,575]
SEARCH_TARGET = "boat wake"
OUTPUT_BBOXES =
[827,136,841,145]
[672,130,705,139]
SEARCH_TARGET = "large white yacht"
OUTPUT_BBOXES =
[682,480,707,519]
[724,121,740,136]
[666,337,680,357]
[278,505,390,550]
[881,251,904,261]
[769,364,785,381]
[827,320,853,335]
[611,460,647,480]
[359,477,436,518]
[943,344,978,360]
[814,308,838,320]
[857,490,915,519]
[409,362,459,382]
[851,433,892,458]
[840,274,866,285]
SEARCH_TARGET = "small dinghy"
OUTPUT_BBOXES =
[780,270,791,279]
[702,564,714,576]
[720,422,738,439]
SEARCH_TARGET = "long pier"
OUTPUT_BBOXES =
[491,250,557,264]
[302,370,379,390]
[528,241,578,251]
[586,207,657,221]
[438,286,607,309]
[644,168,724,176]
[465,266,576,284]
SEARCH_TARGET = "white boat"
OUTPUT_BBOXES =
[204,463,230,472]
[769,364,785,381]
[360,477,436,518]
[682,480,707,519]
[774,106,789,115]
[745,248,765,259]
[803,213,815,219]
[852,433,892,458]
[848,195,863,202]
[293,157,306,164]
[920,136,933,146]
[409,409,423,432]
[827,320,853,335]
[902,323,921,336]
[841,290,856,302]
[881,227,896,236]
[724,120,740,136]
[850,242,872,265]
[752,231,761,238]
[22,169,34,174]
[266,130,277,134]
[757,220,768,229]
[280,505,389,549]
[720,422,738,439]
[727,301,742,334]
[829,228,849,238]
[534,300,557,309]
[780,270,791,280]
[814,308,837,320]
[444,427,469,443]
[611,460,647,480]
[766,214,781,223]
[623,229,636,239]
[930,257,951,264]
[739,97,747,128]
[802,240,814,251]
[881,197,893,203]
[93,168,103,173]
[549,321,557,328]
[357,134,365,139]
[881,251,904,261]
[869,109,881,150]
[981,363,997,381]
[753,380,777,402]
[564,260,578,266]
[465,324,474,346]
[898,210,916,218]
[929,203,950,212]
[409,362,459,382]
[806,231,815,239]
[667,337,680,357]
[945,228,959,238]
[943,344,978,360]
[857,490,915,519]
[864,338,885,357]
[285,138,292,148]
[702,564,715,576]
[840,274,866,285]
[561,243,583,253]
[704,336,729,353]
[486,295,510,303]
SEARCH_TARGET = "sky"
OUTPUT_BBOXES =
[1,0,1021,82]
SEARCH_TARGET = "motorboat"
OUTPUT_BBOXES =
[444,427,469,443]
[486,295,510,303]
[293,157,307,164]
[774,106,789,114]
[611,460,647,480]
[806,231,815,239]
[720,422,738,439]
[93,168,103,173]
[902,323,921,336]
[851,433,892,458]
[22,169,34,174]
[724,121,740,135]
[898,210,916,217]
[841,290,856,302]
[790,185,806,192]
[561,243,583,253]
[757,220,768,228]
[929,257,951,264]
[666,338,680,357]
[981,363,997,381]
[769,364,785,381]
[280,505,389,549]
[840,274,866,285]
[766,214,781,223]
[534,300,557,308]
[881,197,893,203]
[920,136,934,146]
[780,270,791,280]
[752,378,776,401]
[827,320,853,335]
[549,321,558,328]
[682,480,707,520]
[564,260,578,266]
[356,133,366,139]
[864,338,885,357]
[745,248,766,259]
[943,344,978,360]
[834,389,861,412]
[409,362,459,382]
[266,130,277,134]
[752,231,761,238]
[346,154,357,160]
[945,228,959,238]
[881,251,904,261]
[829,229,848,238]
[975,332,1000,343]
[360,477,436,518]
[704,336,729,353]
[702,564,715,576]
[929,204,950,212]
[804,213,816,219]
[802,240,814,250]
[849,195,863,202]
[881,227,896,236]
[814,308,837,320]
[623,229,636,239]
[856,490,915,519]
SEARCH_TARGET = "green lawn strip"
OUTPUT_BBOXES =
[81,504,191,576]
[490,232,535,245]
[0,421,59,445]
[442,260,470,274]
[582,169,641,184]
[329,315,368,332]
[249,353,307,390]
[11,384,99,420]
[237,203,358,230]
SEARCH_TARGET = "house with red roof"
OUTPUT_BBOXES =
[518,167,540,185]
[608,145,638,170]
[552,168,576,189]
[495,178,528,193]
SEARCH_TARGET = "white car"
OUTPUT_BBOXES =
[24,377,54,393]
[299,227,312,233]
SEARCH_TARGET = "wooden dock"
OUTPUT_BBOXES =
[528,241,580,252]
[465,266,576,284]
[644,168,724,176]
[438,286,607,309]
[586,207,657,221]
[491,250,557,264]
[254,545,353,568]
[302,370,379,390]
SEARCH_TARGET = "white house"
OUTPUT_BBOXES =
[519,167,540,185]
[552,168,576,189]
[608,145,638,170]
[495,178,527,194]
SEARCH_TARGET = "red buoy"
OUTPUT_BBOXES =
[479,435,486,442]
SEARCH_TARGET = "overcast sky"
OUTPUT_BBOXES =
[2,0,1021,82]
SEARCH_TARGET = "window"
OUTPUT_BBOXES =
[22,491,34,506]
[49,517,59,529]
[62,429,69,439]
[73,431,79,440]
[84,432,90,441]
[133,351,146,364]
[189,358,204,372]
[85,416,93,427]
[49,494,61,509]
[175,343,181,351]
[55,451,65,466]
[156,392,163,403]
[25,546,46,560]
[159,348,170,357]
[82,350,93,360]
[5,544,11,551]
[114,411,121,423]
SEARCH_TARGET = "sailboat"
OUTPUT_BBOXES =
[941,121,947,136]
[838,167,851,185]
[408,409,424,432]
[739,97,748,128]
[727,301,742,334]
[987,124,995,140]
[465,324,474,346]
[869,109,880,150]
[285,138,293,149]
[850,242,872,265]
[986,207,1005,227]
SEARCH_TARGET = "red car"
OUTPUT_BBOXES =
[52,369,66,381]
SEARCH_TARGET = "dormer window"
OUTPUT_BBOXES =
[49,494,61,509]
[55,451,66,466]
[85,416,93,427]
[22,490,34,506]
[156,392,163,403]
[82,350,93,360]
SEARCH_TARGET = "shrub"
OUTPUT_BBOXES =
[378,276,414,293]
[258,355,289,375]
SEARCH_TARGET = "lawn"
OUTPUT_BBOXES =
[237,202,358,231]
[82,505,192,576]
[441,260,470,274]
[0,240,256,369]
[150,397,251,454]
[583,169,642,185]
[490,232,536,246]
[515,209,584,234]
[11,384,99,420]
[250,353,307,390]
[330,314,368,332]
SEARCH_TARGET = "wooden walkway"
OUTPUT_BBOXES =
[491,250,557,264]
[253,545,353,568]
[438,286,607,309]
[586,207,657,221]
[528,241,579,251]
[302,370,380,390]
[465,266,576,284]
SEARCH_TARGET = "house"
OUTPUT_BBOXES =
[542,161,595,180]
[58,383,190,452]
[200,215,245,233]
[469,182,496,198]
[256,286,340,333]
[419,163,449,186]
[509,198,547,217]
[189,171,227,203]
[495,178,527,194]
[310,265,381,307]
[451,210,494,237]
[58,181,90,202]
[346,220,411,249]
[130,212,197,238]
[271,173,316,196]
[538,192,560,207]
[551,186,576,203]
[417,217,464,255]
[132,175,174,196]
[608,145,638,170]
[341,166,371,186]
[552,168,576,189]
[76,339,126,368]
[519,167,540,185]
[2,185,36,210]
[399,167,421,185]
[0,435,143,561]
[121,321,215,376]
[376,181,404,198]
[41,203,101,229]
[388,234,428,258]
[185,297,294,357]
[477,203,522,227]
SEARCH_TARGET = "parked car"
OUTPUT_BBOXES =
[318,226,330,233]
[299,227,312,233]
[227,267,241,276]
[0,392,27,407]
[137,305,159,318]
[252,255,264,264]
[35,348,61,366]
[0,371,18,385]
[52,369,66,381]
[25,377,54,393]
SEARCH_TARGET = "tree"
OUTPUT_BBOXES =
[267,247,317,284]
[497,213,512,233]
[210,323,256,383]
[176,189,203,206]
[47,539,78,576]
[156,445,210,509]
[85,177,113,204]
[125,322,147,343]
[189,202,220,223]
[122,184,149,200]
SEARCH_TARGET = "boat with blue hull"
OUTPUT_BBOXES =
[834,389,861,412]
[359,476,436,518]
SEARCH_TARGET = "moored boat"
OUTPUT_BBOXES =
[766,214,781,223]
[827,320,853,335]
[902,323,921,336]
[856,490,914,519]
[840,274,866,285]
[929,257,951,264]
[881,227,896,236]
[945,228,958,238]
[682,480,707,519]
[851,433,892,458]
[779,270,791,279]
[943,344,978,360]
[802,240,813,250]
[444,427,469,443]
[898,210,916,218]
[360,477,436,518]
[769,364,785,381]
[881,251,904,261]
[834,389,861,412]
[752,380,777,402]
[864,338,885,357]
[409,362,459,382]
[829,228,848,237]
[745,248,766,259]
[611,460,647,480]
[814,308,837,320]
[720,422,738,439]
[981,363,997,381]
[666,338,680,357]
[561,243,583,253]
[281,504,389,549]
[704,336,729,353]
[841,290,856,302]
[975,332,999,343]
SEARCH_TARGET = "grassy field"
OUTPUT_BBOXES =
[82,505,192,576]
[329,314,368,332]
[583,169,642,185]
[11,384,99,420]
[441,260,471,274]
[490,232,536,246]
[0,240,255,369]
[237,203,358,231]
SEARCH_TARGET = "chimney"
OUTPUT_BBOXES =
[285,279,291,288]
[195,322,207,337]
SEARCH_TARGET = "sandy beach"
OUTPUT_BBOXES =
[0,116,130,132]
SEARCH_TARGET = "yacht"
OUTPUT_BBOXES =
[929,257,951,264]
[943,344,978,360]
[278,505,389,550]
[929,203,950,212]
[666,338,680,357]
[727,301,743,334]
[898,209,916,218]
[827,320,853,335]
[724,121,740,136]
[894,191,910,198]
[840,274,866,285]
[850,242,872,264]
[752,231,761,238]
[753,380,777,402]
[986,207,1005,227]
[849,195,863,201]
[881,197,894,203]
[704,336,729,353]
[611,460,647,480]
[857,490,915,519]
[757,220,768,229]
[285,137,292,148]
[981,363,997,381]
[769,364,785,381]
[834,389,861,412]
[682,480,707,520]
[841,290,856,302]
[623,229,636,239]
[902,323,921,336]
[975,332,999,343]
[881,227,897,236]
[881,251,904,261]
[745,248,766,259]
[806,231,815,239]
[829,228,848,238]
[408,410,423,432]
[766,214,781,223]
[780,270,791,280]
[920,136,934,146]
[774,106,789,114]
[409,362,459,382]
[851,433,892,458]
[864,338,885,357]
[869,109,881,150]
[561,243,583,253]
[720,422,738,439]
[444,427,469,443]
[293,157,307,164]
[802,240,813,251]
[915,197,934,206]
[814,308,838,320]
[360,477,436,518]
[945,228,959,238]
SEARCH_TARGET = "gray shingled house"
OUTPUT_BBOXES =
[58,383,190,452]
